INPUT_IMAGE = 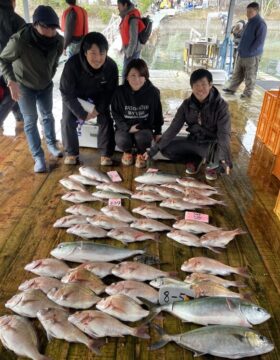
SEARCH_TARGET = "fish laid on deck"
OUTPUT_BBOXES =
[107,227,157,244]
[73,262,115,278]
[131,191,165,202]
[96,182,133,195]
[132,204,177,220]
[87,214,129,230]
[135,172,178,185]
[59,177,86,192]
[173,219,221,233]
[79,166,110,183]
[67,223,108,239]
[24,258,70,279]
[65,204,102,217]
[160,198,204,211]
[61,191,98,204]
[69,174,100,186]
[200,228,246,248]
[101,205,137,222]
[92,190,129,199]
[18,277,62,294]
[184,272,245,288]
[130,218,172,232]
[176,177,217,190]
[53,214,88,228]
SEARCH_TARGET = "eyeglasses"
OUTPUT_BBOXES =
[38,22,57,30]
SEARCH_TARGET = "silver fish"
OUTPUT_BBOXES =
[176,177,217,190]
[160,198,203,211]
[189,280,249,299]
[66,224,107,239]
[107,227,156,244]
[37,308,103,354]
[200,228,246,248]
[183,193,226,206]
[112,261,176,281]
[149,277,195,298]
[130,218,172,232]
[173,219,221,234]
[160,183,185,193]
[131,191,164,202]
[51,241,145,263]
[167,230,202,247]
[0,315,51,360]
[65,204,101,217]
[18,277,62,294]
[68,310,149,339]
[92,190,129,199]
[154,187,182,198]
[47,283,100,309]
[87,214,129,230]
[53,215,88,228]
[106,280,158,304]
[61,191,98,204]
[101,205,137,223]
[69,174,100,186]
[59,177,86,192]
[132,204,177,220]
[73,262,115,278]
[184,272,246,288]
[5,289,63,318]
[135,172,178,185]
[79,166,110,183]
[135,184,159,192]
[96,182,133,195]
[150,324,274,358]
[24,258,70,279]
[184,186,219,197]
[96,294,149,322]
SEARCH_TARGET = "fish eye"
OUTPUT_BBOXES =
[260,336,265,341]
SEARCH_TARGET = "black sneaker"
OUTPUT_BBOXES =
[186,159,203,175]
[223,88,235,95]
[205,167,218,181]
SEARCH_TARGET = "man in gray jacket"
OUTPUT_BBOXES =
[0,5,63,172]
[146,69,232,181]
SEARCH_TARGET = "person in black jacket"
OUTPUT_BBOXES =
[60,32,119,166]
[146,69,232,180]
[111,59,163,168]
[0,0,25,124]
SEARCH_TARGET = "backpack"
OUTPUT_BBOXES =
[129,15,153,45]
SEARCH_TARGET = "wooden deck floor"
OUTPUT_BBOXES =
[0,85,279,360]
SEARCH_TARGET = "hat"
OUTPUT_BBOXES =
[33,5,60,28]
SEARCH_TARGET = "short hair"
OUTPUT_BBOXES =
[190,69,213,86]
[125,59,150,80]
[66,0,76,4]
[82,32,109,53]
[247,2,260,11]
[117,0,132,6]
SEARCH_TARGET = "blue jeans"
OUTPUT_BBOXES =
[122,50,141,82]
[18,82,56,159]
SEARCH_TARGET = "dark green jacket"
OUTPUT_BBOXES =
[0,24,63,90]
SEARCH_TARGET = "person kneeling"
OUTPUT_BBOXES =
[146,68,232,180]
[111,59,163,168]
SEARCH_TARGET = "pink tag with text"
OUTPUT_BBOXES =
[107,171,122,182]
[185,211,209,223]
[146,168,159,173]
[108,198,122,206]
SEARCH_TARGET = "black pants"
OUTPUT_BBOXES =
[115,129,153,154]
[0,90,22,126]
[61,105,115,157]
[161,136,217,164]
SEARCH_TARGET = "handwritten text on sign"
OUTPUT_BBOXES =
[185,211,209,223]
[108,198,122,206]
[159,286,191,305]
[107,171,122,182]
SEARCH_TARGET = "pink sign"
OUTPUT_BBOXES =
[108,198,122,206]
[185,211,209,223]
[107,171,122,182]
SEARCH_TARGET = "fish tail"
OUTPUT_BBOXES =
[237,267,250,278]
[137,297,161,323]
[133,324,150,339]
[234,280,247,288]
[88,338,105,354]
[149,324,171,350]
[235,228,247,235]
[218,200,227,206]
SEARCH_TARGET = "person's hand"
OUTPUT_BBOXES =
[86,109,99,120]
[129,124,139,133]
[221,160,230,175]
[154,134,162,143]
[143,151,149,160]
[8,80,20,101]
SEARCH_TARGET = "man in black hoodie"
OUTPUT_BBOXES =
[60,32,119,165]
[146,69,232,180]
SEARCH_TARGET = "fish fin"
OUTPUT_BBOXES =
[235,228,247,235]
[226,297,239,311]
[149,324,170,350]
[88,338,105,355]
[237,267,250,278]
[193,351,207,357]
[206,246,221,254]
[137,297,161,324]
[133,325,150,339]
[234,281,247,288]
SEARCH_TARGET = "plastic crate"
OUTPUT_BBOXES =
[274,191,280,221]
[256,90,280,145]
[272,155,280,180]
[265,100,280,154]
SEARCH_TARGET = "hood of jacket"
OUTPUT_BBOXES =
[119,3,135,19]
[123,78,154,96]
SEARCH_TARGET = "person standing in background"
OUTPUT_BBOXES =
[0,0,25,124]
[61,0,88,58]
[231,20,246,70]
[223,2,267,99]
[117,0,145,80]
[0,5,64,173]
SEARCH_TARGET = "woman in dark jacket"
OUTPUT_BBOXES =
[111,59,163,168]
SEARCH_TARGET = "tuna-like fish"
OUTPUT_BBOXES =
[53,215,88,228]
[37,308,103,354]
[132,204,177,220]
[183,193,226,206]
[79,166,110,183]
[96,294,149,322]
[173,219,221,234]
[142,297,270,327]
[181,257,249,277]
[160,198,203,211]
[5,289,63,318]
[51,241,145,263]
[135,172,178,185]
[176,177,217,190]
[184,272,246,288]
[24,258,70,279]
[73,262,115,278]
[69,174,100,186]
[66,224,107,239]
[96,182,133,195]
[131,191,164,202]
[150,324,274,358]
[68,310,149,339]
[59,177,86,192]
[112,261,176,281]
[47,283,100,309]
[61,191,98,204]
[101,205,137,223]
[107,227,156,244]
[200,228,246,248]
[65,204,101,217]
[87,214,129,230]
[0,315,51,360]
[130,219,172,232]
[18,277,62,294]
[61,268,106,295]
[105,280,158,304]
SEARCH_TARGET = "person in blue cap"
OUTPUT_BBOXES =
[0,5,64,172]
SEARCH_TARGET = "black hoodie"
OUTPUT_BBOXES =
[111,79,163,135]
[60,43,118,120]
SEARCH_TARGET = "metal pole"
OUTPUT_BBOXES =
[22,0,30,23]
[218,0,235,70]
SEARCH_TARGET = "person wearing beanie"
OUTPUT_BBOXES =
[0,5,64,173]
[60,32,118,166]
[61,0,88,58]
